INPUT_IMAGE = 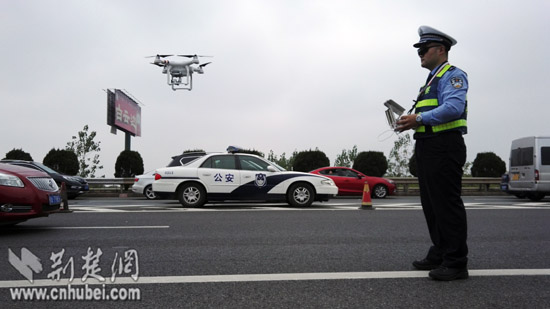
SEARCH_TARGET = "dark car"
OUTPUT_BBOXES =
[0,163,61,225]
[310,166,397,198]
[167,151,207,167]
[1,160,89,199]
[500,173,509,193]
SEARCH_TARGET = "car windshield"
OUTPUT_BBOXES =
[34,162,60,174]
[265,159,286,171]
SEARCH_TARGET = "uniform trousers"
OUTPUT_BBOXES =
[415,131,468,268]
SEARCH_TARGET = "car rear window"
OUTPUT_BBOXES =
[511,147,533,167]
[167,153,205,167]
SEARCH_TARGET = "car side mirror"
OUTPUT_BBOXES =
[267,166,278,172]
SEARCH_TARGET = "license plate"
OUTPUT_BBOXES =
[512,174,520,181]
[49,194,62,205]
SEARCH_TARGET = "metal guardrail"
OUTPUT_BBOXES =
[86,178,135,186]
[84,177,503,196]
[85,178,135,194]
[388,177,503,195]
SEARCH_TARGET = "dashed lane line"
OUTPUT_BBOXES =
[7,226,170,230]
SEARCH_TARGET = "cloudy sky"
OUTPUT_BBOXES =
[1,0,549,177]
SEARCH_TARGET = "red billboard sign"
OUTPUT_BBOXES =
[107,89,141,137]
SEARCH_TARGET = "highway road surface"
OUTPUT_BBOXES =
[2,195,549,308]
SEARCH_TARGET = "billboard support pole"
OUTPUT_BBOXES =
[125,132,131,151]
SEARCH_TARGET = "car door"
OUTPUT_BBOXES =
[198,155,240,196]
[235,155,275,200]
[340,169,366,194]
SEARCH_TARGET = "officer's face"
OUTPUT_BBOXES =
[418,44,444,70]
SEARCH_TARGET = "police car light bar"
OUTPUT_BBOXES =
[227,146,242,153]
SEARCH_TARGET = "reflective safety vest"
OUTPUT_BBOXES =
[414,64,467,136]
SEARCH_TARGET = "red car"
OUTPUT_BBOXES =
[0,163,61,225]
[310,167,396,198]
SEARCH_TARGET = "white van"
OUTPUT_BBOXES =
[508,136,550,201]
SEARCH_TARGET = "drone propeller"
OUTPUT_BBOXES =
[177,54,213,58]
[193,62,212,74]
[145,54,173,58]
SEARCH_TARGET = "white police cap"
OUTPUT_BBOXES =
[413,25,457,48]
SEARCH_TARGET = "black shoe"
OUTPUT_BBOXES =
[429,266,469,281]
[412,259,441,270]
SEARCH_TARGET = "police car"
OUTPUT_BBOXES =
[152,147,338,207]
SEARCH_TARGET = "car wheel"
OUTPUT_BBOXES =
[178,183,206,207]
[144,185,157,200]
[514,193,527,199]
[287,183,315,207]
[527,193,545,202]
[372,184,388,199]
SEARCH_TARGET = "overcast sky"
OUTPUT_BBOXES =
[1,0,549,177]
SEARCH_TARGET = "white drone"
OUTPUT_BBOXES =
[147,54,211,91]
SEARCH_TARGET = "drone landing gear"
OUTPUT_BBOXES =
[167,74,193,91]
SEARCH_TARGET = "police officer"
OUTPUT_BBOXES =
[396,25,469,281]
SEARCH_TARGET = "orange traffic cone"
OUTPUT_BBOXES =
[59,182,72,213]
[359,181,374,210]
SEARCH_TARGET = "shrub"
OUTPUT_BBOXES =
[43,148,79,175]
[114,150,144,177]
[471,152,506,177]
[292,150,330,172]
[353,151,388,177]
[4,148,33,161]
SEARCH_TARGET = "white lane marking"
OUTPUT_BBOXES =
[2,269,550,288]
[14,226,169,230]
[65,201,550,213]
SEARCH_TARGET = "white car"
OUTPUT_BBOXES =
[132,170,157,199]
[132,152,207,200]
[153,151,338,207]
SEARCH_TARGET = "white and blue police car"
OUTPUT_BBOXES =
[152,147,338,207]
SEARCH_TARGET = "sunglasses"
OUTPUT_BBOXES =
[417,45,442,56]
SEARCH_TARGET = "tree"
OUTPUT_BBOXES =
[267,150,278,163]
[334,145,359,167]
[387,133,413,177]
[268,150,297,170]
[3,148,33,161]
[471,152,506,177]
[292,149,330,172]
[183,149,206,153]
[114,150,144,178]
[43,148,79,175]
[235,148,264,157]
[463,161,473,177]
[66,125,103,178]
[353,151,388,177]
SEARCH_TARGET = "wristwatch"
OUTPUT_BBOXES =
[415,113,423,124]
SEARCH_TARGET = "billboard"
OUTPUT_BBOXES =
[107,89,141,137]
